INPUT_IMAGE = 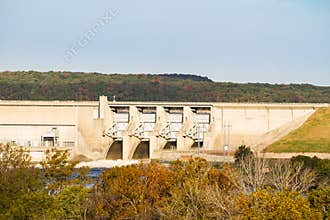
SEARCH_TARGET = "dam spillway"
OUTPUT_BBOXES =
[0,96,328,161]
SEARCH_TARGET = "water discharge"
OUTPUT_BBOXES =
[75,159,139,169]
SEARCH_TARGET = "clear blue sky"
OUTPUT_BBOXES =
[0,0,329,85]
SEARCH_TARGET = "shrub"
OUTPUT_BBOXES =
[237,190,322,219]
[308,187,330,219]
[234,145,254,164]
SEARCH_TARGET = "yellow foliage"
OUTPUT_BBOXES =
[236,190,322,220]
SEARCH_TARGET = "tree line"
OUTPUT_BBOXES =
[0,144,329,219]
[0,71,329,103]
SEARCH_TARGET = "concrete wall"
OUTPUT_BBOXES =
[0,97,328,161]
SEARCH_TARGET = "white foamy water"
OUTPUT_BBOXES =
[75,159,139,168]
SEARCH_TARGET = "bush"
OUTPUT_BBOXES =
[92,162,171,219]
[234,145,254,164]
[0,145,90,219]
[1,144,328,219]
[308,187,330,219]
[237,190,322,219]
[291,155,330,185]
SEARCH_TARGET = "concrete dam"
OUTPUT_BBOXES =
[0,96,328,161]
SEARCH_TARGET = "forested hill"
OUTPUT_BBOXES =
[0,71,329,103]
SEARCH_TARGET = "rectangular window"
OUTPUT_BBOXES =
[141,113,156,123]
[169,113,183,123]
[195,113,210,124]
[62,141,75,147]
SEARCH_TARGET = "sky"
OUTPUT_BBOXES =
[0,0,329,85]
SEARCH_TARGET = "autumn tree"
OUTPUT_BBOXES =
[92,161,171,219]
[157,159,241,219]
[237,190,322,219]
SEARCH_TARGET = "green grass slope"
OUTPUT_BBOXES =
[265,108,330,153]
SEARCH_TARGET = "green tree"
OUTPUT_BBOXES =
[0,144,52,219]
[40,148,78,194]
[0,145,91,219]
[234,145,254,164]
[52,185,90,219]
[308,187,330,219]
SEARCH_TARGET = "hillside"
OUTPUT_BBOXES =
[265,107,330,153]
[0,71,329,102]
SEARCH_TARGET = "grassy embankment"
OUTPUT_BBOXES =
[265,107,330,153]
